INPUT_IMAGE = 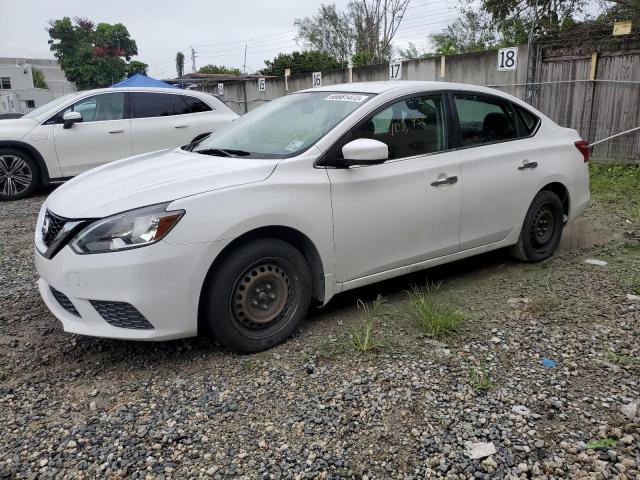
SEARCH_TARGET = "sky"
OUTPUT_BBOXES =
[0,0,458,79]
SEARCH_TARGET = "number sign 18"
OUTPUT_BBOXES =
[497,48,517,71]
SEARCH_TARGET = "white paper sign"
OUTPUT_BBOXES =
[389,62,402,80]
[217,83,224,95]
[497,48,518,71]
[312,71,322,88]
[324,94,369,102]
[258,77,266,92]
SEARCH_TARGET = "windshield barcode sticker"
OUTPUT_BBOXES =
[324,94,368,103]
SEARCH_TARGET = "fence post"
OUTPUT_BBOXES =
[242,79,248,115]
[440,56,446,80]
[587,52,599,148]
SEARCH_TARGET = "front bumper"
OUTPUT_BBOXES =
[35,240,224,341]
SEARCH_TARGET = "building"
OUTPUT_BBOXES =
[0,58,75,114]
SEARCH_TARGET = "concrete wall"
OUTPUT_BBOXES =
[203,47,530,115]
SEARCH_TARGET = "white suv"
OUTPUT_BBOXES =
[0,87,237,200]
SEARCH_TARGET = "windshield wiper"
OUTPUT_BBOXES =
[193,148,251,157]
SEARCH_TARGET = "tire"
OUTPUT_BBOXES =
[510,190,564,262]
[201,238,312,353]
[0,148,39,201]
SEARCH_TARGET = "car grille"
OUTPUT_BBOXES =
[50,286,80,317]
[90,301,154,330]
[42,211,68,247]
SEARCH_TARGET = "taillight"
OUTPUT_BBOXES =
[574,140,590,162]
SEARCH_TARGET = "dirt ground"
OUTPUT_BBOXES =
[0,183,639,479]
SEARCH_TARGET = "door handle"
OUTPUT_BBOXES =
[108,129,124,134]
[430,175,458,187]
[518,160,538,170]
[174,125,188,129]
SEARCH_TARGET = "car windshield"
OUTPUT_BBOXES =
[191,91,372,158]
[22,94,74,119]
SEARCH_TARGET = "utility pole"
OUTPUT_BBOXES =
[191,46,197,73]
[243,44,247,75]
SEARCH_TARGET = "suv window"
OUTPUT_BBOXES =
[132,92,177,118]
[182,95,212,113]
[56,93,126,123]
[454,94,517,147]
[349,94,447,160]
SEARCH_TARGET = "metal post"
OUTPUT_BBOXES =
[191,47,197,73]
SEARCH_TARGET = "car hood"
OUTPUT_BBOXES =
[0,118,39,137]
[46,148,279,218]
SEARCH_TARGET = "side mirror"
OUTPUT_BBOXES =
[338,138,388,167]
[63,111,83,129]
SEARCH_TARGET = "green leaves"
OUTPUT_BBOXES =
[261,51,341,76]
[47,16,144,89]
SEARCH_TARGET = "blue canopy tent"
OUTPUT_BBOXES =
[111,73,178,88]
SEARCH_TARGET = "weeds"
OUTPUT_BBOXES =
[347,295,387,354]
[406,283,465,339]
[603,345,639,366]
[590,164,640,222]
[586,438,618,449]
[526,295,561,315]
[469,355,495,391]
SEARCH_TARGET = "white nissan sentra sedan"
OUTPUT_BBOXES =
[34,81,590,352]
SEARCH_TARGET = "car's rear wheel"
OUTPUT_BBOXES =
[510,190,564,262]
[201,238,312,353]
[0,149,39,201]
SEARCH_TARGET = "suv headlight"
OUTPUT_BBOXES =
[71,203,184,254]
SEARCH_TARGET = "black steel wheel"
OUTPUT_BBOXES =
[0,149,38,201]
[201,238,312,353]
[510,190,564,262]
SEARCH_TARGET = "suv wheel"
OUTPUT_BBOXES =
[201,238,312,353]
[0,149,39,201]
[510,190,564,262]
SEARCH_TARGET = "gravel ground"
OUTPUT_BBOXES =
[0,187,639,479]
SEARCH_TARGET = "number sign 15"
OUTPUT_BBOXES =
[258,78,266,92]
[497,48,517,71]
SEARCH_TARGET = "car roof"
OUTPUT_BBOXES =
[77,86,213,96]
[299,80,515,98]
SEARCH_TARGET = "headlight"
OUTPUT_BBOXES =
[71,203,184,254]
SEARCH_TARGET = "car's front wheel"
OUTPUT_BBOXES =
[0,148,39,201]
[510,190,564,262]
[201,238,312,353]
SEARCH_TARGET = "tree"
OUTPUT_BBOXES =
[396,42,425,60]
[198,64,241,75]
[48,17,144,89]
[481,0,586,38]
[430,10,498,55]
[176,52,185,78]
[294,4,353,65]
[31,67,48,89]
[260,50,341,76]
[295,0,411,67]
[127,60,148,77]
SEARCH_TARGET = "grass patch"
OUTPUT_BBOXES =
[590,163,640,222]
[586,438,618,450]
[603,346,639,366]
[469,355,495,391]
[406,283,465,339]
[526,294,561,315]
[347,295,388,354]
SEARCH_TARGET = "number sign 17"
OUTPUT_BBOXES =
[498,48,517,71]
[389,62,402,80]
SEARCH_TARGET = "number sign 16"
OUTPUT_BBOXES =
[312,72,322,87]
[497,48,518,71]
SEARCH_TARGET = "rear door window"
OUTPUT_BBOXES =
[182,96,212,113]
[132,93,176,118]
[453,94,518,147]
